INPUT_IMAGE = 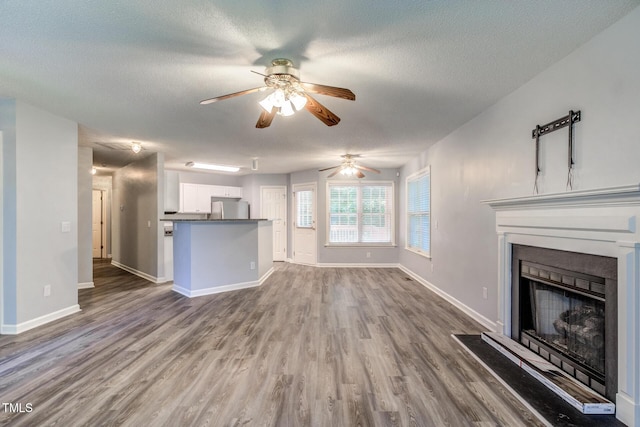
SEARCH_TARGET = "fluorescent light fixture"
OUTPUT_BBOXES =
[185,161,240,172]
[131,142,142,153]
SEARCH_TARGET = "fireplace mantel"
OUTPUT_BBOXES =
[484,184,640,426]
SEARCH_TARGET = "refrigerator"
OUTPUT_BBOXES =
[210,199,249,219]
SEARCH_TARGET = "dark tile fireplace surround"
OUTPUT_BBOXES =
[511,244,617,401]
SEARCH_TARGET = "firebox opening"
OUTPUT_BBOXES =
[511,245,617,401]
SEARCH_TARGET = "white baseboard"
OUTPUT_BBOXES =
[616,392,640,427]
[398,265,496,332]
[1,304,81,335]
[172,267,275,298]
[78,281,95,289]
[317,262,401,268]
[110,260,163,284]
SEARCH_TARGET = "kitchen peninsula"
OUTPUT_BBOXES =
[165,219,273,297]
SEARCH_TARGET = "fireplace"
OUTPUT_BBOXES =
[511,245,617,400]
[484,184,640,426]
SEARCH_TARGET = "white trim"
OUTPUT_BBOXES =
[1,304,81,335]
[405,165,431,256]
[326,180,396,246]
[78,281,95,289]
[317,262,400,268]
[398,264,497,332]
[482,183,640,209]
[172,267,274,298]
[110,260,163,284]
[451,334,553,427]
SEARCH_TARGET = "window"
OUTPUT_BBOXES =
[327,181,394,245]
[296,189,314,228]
[406,167,430,256]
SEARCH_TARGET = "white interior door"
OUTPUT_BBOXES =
[260,186,287,261]
[92,190,103,258]
[293,183,317,265]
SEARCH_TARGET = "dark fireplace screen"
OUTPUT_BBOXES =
[524,280,605,376]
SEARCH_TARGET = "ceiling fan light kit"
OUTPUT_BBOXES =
[200,58,355,128]
[320,154,381,179]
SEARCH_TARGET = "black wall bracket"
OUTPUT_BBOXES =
[531,110,581,193]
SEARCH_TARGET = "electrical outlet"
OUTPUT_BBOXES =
[250,261,256,270]
[482,287,488,299]
[366,252,371,258]
[431,263,434,273]
[44,285,51,297]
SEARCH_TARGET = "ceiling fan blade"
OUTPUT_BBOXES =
[318,165,341,172]
[300,82,356,101]
[354,164,381,174]
[304,94,341,126]
[256,108,276,128]
[356,170,365,178]
[327,169,341,178]
[200,87,266,105]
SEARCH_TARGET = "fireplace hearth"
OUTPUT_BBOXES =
[512,246,617,400]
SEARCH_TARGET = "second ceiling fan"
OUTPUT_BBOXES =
[319,154,380,178]
[200,58,355,128]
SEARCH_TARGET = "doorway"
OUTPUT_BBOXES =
[92,190,106,258]
[292,183,317,265]
[260,186,287,261]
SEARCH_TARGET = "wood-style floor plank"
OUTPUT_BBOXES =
[0,260,544,426]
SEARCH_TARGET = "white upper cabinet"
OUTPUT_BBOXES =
[179,183,243,213]
[210,185,243,199]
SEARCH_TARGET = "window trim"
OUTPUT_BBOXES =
[325,180,395,247]
[405,166,431,258]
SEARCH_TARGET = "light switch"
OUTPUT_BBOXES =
[61,221,71,233]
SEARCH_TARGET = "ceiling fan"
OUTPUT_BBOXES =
[200,58,355,128]
[319,154,381,178]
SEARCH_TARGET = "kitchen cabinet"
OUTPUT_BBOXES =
[180,183,213,213]
[179,183,244,213]
[210,185,243,199]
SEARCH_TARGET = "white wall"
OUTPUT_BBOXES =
[77,146,93,286]
[399,5,640,326]
[112,153,164,281]
[1,99,79,332]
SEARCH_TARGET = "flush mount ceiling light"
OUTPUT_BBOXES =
[200,58,355,128]
[185,161,240,173]
[91,167,97,175]
[131,142,142,153]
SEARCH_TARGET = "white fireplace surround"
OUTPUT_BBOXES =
[485,184,640,426]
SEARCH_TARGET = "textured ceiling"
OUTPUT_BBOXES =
[1,1,638,175]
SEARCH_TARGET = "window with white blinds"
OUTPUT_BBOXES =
[406,167,430,256]
[327,181,394,245]
[296,190,314,228]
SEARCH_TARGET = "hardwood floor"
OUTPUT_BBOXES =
[0,260,544,426]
